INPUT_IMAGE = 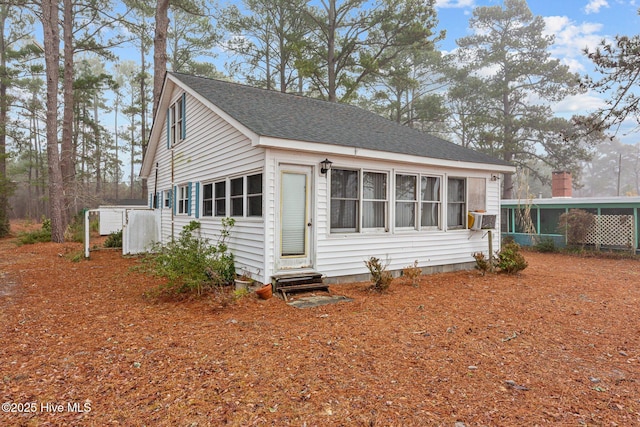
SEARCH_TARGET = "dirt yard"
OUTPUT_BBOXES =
[1,223,639,426]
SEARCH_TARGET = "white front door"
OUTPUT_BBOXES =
[278,165,313,270]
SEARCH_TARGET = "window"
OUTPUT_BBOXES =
[330,168,389,233]
[202,183,213,217]
[362,172,387,229]
[167,94,186,147]
[247,174,263,217]
[447,178,466,228]
[467,178,486,212]
[395,174,417,228]
[177,184,189,215]
[203,174,263,218]
[200,174,263,219]
[421,176,441,228]
[331,169,359,232]
[230,177,244,216]
[164,190,171,209]
[214,181,226,216]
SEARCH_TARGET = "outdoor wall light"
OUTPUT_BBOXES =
[320,158,333,174]
[491,174,499,181]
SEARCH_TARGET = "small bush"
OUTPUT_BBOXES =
[90,218,99,233]
[472,251,495,275]
[104,230,123,248]
[140,218,236,296]
[64,212,86,243]
[17,220,51,245]
[402,260,422,287]
[496,242,528,274]
[534,237,557,253]
[558,209,595,248]
[364,256,392,292]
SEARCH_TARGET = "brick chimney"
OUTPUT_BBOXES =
[551,171,572,198]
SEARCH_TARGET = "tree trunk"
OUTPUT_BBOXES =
[502,88,514,199]
[153,0,169,119]
[61,0,75,222]
[42,0,65,242]
[140,33,147,201]
[326,0,336,102]
[94,93,101,197]
[150,0,169,200]
[0,5,10,236]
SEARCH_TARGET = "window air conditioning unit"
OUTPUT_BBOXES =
[470,212,496,230]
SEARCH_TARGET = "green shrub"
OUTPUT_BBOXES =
[17,220,52,245]
[496,242,528,274]
[104,230,123,248]
[64,212,86,243]
[534,237,557,253]
[140,219,235,296]
[364,256,392,292]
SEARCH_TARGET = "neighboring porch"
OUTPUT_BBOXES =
[501,197,640,253]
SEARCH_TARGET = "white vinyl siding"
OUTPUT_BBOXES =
[314,156,503,281]
[150,87,266,279]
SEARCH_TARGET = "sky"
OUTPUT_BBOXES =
[433,0,640,144]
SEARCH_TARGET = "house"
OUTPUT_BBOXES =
[501,173,640,252]
[140,72,515,286]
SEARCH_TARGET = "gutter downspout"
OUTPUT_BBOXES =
[153,162,158,208]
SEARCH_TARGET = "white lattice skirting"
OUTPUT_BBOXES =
[583,215,636,250]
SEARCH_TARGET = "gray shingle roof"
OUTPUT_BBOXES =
[170,72,511,167]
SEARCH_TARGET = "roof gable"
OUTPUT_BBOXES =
[168,72,511,168]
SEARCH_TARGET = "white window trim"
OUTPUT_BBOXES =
[330,168,389,234]
[419,175,442,231]
[177,184,189,215]
[394,172,419,231]
[201,172,264,220]
[169,96,185,147]
[446,176,467,230]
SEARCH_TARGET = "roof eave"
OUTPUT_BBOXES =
[257,136,516,173]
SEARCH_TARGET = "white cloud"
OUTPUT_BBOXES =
[542,16,606,73]
[551,92,606,114]
[584,0,610,14]
[435,0,475,8]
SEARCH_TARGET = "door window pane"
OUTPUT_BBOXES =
[281,173,306,256]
